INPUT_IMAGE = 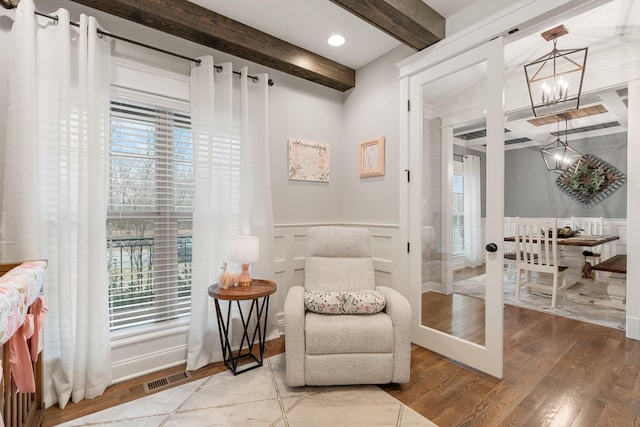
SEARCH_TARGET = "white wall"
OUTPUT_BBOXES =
[341,45,413,224]
[626,79,640,339]
[269,79,344,224]
[0,9,11,225]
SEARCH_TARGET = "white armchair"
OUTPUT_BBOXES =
[284,226,411,386]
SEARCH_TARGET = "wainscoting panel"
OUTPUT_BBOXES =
[606,219,627,256]
[272,223,402,334]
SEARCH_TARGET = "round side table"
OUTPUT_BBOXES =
[208,279,277,375]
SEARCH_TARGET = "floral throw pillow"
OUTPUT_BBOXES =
[304,290,386,314]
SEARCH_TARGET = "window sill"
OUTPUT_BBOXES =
[110,317,190,347]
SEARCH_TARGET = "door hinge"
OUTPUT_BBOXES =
[405,169,410,182]
[407,100,410,111]
[407,242,410,253]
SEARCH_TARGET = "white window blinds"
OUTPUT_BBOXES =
[107,97,193,331]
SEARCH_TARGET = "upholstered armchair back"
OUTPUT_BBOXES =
[304,227,375,292]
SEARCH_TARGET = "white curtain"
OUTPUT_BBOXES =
[463,155,484,267]
[187,56,275,371]
[0,0,112,408]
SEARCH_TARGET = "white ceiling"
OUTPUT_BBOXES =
[186,0,476,69]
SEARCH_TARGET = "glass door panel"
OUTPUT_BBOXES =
[409,37,504,377]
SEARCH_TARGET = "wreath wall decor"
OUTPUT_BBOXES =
[556,154,626,207]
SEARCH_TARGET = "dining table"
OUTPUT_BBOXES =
[504,234,619,247]
[504,234,621,305]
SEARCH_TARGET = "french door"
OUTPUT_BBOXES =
[407,37,505,377]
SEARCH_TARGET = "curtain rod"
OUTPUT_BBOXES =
[4,4,274,86]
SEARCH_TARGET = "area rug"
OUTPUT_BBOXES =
[453,273,625,330]
[57,353,437,426]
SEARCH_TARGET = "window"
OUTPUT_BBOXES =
[107,97,193,331]
[452,166,464,255]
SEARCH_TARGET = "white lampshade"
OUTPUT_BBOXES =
[231,235,260,263]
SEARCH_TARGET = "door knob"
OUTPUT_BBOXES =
[485,243,498,252]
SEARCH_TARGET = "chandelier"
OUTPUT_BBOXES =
[540,113,582,173]
[524,25,588,117]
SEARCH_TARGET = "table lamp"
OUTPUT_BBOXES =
[231,235,260,287]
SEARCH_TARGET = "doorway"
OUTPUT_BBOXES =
[399,0,640,378]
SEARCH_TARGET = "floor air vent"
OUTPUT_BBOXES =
[143,371,192,393]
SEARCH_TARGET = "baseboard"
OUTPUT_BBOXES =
[112,344,188,383]
[277,311,285,335]
[626,315,640,340]
[422,281,443,293]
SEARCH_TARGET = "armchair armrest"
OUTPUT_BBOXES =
[376,286,411,383]
[284,285,306,386]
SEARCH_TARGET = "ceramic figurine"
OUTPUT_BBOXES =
[219,261,238,289]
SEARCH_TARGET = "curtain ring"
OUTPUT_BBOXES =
[0,0,16,10]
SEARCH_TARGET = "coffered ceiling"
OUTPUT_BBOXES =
[423,0,639,151]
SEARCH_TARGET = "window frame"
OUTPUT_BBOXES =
[107,89,194,334]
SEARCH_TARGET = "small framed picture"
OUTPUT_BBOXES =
[359,136,385,178]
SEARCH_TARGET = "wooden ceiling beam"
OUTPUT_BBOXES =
[70,0,356,91]
[329,0,445,50]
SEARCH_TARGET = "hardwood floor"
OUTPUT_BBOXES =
[421,265,488,345]
[382,306,640,426]
[45,309,640,426]
[422,292,486,345]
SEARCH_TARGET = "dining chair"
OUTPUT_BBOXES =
[571,216,604,235]
[514,217,568,308]
[503,217,518,280]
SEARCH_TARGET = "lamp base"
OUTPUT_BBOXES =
[238,263,252,287]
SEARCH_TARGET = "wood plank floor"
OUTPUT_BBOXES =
[44,307,640,426]
[382,305,640,426]
[422,292,486,345]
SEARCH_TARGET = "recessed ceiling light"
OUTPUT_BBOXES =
[327,34,345,47]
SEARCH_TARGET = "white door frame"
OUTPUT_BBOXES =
[397,0,640,379]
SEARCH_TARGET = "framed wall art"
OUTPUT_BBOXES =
[359,136,385,178]
[288,138,330,182]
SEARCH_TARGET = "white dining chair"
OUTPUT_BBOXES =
[503,216,518,280]
[571,216,604,236]
[514,217,568,308]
